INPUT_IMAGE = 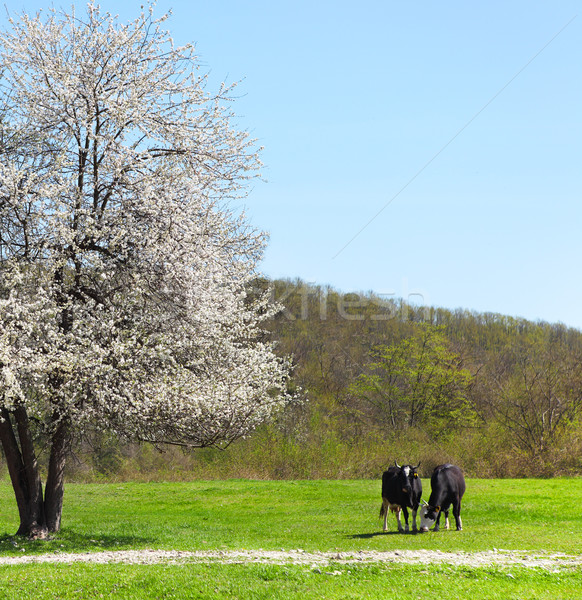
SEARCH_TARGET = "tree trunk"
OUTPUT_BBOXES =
[44,418,69,533]
[0,408,48,538]
[0,406,70,537]
[14,406,47,537]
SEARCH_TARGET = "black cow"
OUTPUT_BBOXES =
[379,462,422,533]
[419,464,465,532]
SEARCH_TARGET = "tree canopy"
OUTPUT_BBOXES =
[350,324,475,436]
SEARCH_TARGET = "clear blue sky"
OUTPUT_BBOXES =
[2,1,581,328]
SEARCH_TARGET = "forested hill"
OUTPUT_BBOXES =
[257,278,582,478]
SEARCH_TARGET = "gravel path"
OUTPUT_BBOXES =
[0,548,581,570]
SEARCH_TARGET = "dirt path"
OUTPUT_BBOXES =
[0,549,580,570]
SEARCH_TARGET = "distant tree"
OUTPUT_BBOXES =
[351,324,475,436]
[0,2,291,537]
[489,342,582,459]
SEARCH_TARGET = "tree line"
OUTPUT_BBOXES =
[254,279,582,479]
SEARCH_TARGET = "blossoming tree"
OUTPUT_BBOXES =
[0,3,291,538]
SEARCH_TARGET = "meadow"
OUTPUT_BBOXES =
[0,478,581,599]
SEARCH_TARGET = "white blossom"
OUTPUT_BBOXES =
[0,1,292,449]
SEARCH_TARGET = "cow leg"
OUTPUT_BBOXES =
[382,499,389,532]
[395,506,404,532]
[411,506,418,532]
[453,499,463,531]
[402,506,410,533]
[433,509,442,532]
[443,509,450,530]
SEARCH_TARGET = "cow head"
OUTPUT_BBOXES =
[394,461,421,499]
[419,501,440,532]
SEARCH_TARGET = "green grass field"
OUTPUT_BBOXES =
[0,478,581,598]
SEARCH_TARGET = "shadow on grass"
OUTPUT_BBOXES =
[348,530,421,539]
[0,531,155,556]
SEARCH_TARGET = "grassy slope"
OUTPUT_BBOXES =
[0,478,581,599]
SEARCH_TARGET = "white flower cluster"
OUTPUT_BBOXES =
[0,2,291,447]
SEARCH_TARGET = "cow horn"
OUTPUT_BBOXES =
[412,462,421,470]
[394,461,401,468]
[422,499,428,506]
